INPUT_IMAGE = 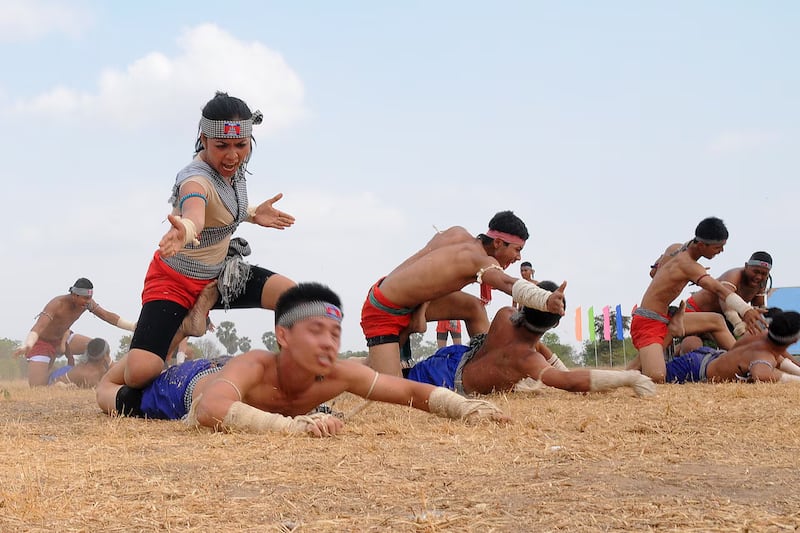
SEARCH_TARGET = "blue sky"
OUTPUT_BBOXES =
[2,1,798,355]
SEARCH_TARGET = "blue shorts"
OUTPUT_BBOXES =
[406,345,470,389]
[117,357,231,420]
[666,347,723,383]
[48,365,72,385]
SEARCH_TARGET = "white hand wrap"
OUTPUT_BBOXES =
[427,387,504,422]
[23,330,39,350]
[589,370,656,398]
[547,354,569,371]
[725,293,753,318]
[116,318,137,331]
[723,309,746,337]
[511,279,552,311]
[175,216,201,246]
[779,358,800,377]
[222,401,323,435]
[246,205,258,223]
[779,372,800,383]
[176,351,186,364]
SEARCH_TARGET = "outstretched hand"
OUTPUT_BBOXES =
[251,193,296,230]
[546,281,567,316]
[158,214,187,258]
[743,307,768,336]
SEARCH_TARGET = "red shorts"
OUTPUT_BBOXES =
[436,320,462,334]
[27,339,58,361]
[631,312,669,349]
[141,251,212,309]
[685,295,702,312]
[360,279,414,339]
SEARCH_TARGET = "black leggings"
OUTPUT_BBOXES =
[131,265,277,359]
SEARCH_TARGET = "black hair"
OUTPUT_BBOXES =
[520,261,532,268]
[275,283,343,327]
[767,310,800,346]
[749,251,773,265]
[478,210,529,245]
[194,91,262,154]
[86,338,110,361]
[70,278,93,293]
[520,280,562,331]
[694,217,728,242]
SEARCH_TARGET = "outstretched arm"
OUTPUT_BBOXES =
[159,182,208,258]
[88,302,136,331]
[697,275,767,335]
[345,361,509,423]
[247,193,295,229]
[479,266,566,315]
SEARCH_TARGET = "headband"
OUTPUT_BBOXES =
[277,301,343,328]
[509,310,553,334]
[746,259,772,270]
[767,330,800,345]
[199,110,263,139]
[70,286,93,297]
[485,229,525,246]
[694,236,727,245]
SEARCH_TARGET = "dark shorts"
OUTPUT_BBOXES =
[407,345,470,390]
[131,264,276,359]
[665,347,723,383]
[115,357,231,420]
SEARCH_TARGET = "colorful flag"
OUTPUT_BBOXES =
[615,304,624,340]
[575,306,582,341]
[588,306,595,342]
[603,306,610,341]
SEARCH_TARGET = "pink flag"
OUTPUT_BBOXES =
[575,306,582,341]
[603,305,611,341]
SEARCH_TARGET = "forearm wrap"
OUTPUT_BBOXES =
[246,205,257,223]
[547,354,569,371]
[779,372,800,383]
[725,293,752,318]
[589,370,656,397]
[779,358,800,377]
[222,401,314,434]
[426,387,504,422]
[116,317,137,331]
[511,279,552,311]
[23,330,39,349]
[175,216,201,246]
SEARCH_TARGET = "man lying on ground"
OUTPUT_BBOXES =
[642,308,800,383]
[406,281,655,398]
[96,283,508,437]
[49,337,112,388]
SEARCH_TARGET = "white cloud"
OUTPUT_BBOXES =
[0,0,93,42]
[9,24,308,134]
[708,129,778,154]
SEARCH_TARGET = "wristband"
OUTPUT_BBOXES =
[511,279,551,311]
[175,216,201,246]
[725,293,753,318]
[117,318,137,331]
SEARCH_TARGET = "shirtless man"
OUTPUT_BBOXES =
[48,337,112,388]
[684,251,772,337]
[96,283,508,436]
[15,278,136,386]
[360,210,566,376]
[662,309,800,383]
[407,281,655,397]
[629,217,767,383]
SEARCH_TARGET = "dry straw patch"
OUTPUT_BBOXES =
[1,379,799,532]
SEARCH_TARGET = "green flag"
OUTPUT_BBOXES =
[588,306,595,342]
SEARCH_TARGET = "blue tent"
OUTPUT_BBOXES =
[766,287,800,355]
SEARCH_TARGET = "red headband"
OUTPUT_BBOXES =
[485,229,525,246]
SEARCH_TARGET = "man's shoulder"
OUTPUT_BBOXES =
[717,267,744,282]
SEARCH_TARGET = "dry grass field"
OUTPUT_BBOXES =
[1,379,799,532]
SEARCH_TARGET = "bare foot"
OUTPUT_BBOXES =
[668,300,686,338]
[182,281,219,337]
